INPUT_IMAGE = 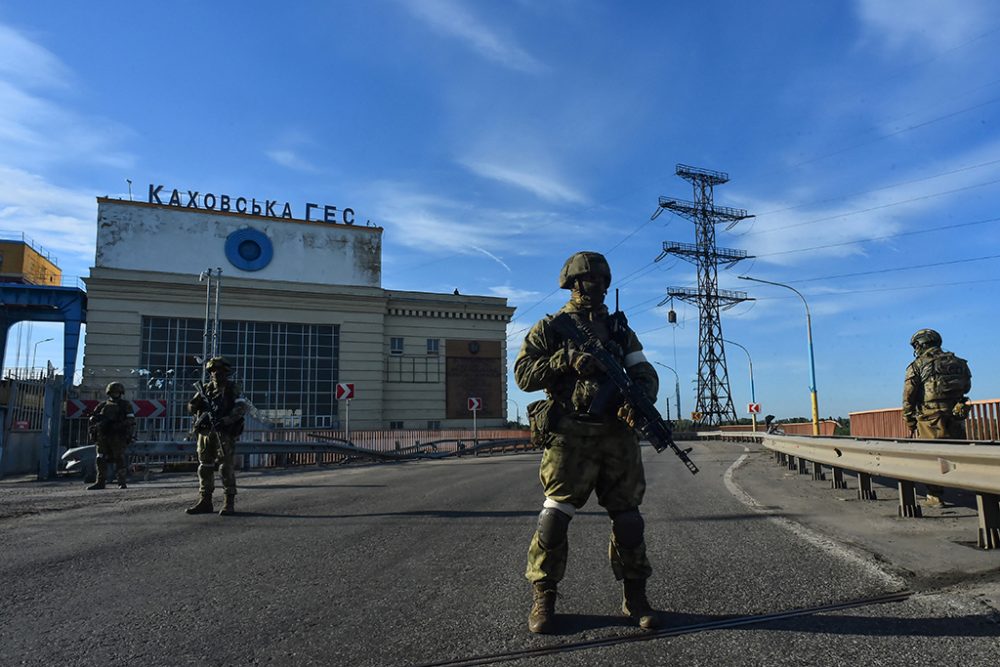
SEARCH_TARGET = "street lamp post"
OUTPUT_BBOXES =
[738,275,820,436]
[653,362,681,425]
[31,337,54,373]
[508,398,521,426]
[723,338,757,432]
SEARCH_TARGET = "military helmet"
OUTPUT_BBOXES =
[205,356,232,371]
[105,382,125,396]
[910,328,942,349]
[558,251,612,290]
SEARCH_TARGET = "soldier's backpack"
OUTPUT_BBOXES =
[924,351,972,402]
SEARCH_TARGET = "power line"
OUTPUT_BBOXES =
[750,156,1000,219]
[636,275,1000,335]
[784,253,1000,284]
[786,95,1000,170]
[744,175,1000,237]
[755,214,1000,258]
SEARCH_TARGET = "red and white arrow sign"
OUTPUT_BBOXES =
[65,399,167,419]
[335,383,355,400]
[747,402,762,414]
[468,397,482,411]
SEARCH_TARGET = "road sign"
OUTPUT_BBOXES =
[691,412,703,421]
[747,402,761,414]
[335,383,355,400]
[468,397,482,411]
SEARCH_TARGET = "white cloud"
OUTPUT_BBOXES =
[488,285,540,301]
[266,149,318,173]
[400,0,545,73]
[460,159,588,204]
[364,180,573,260]
[731,141,1000,266]
[854,0,997,55]
[0,166,96,270]
[0,23,134,171]
[0,24,70,89]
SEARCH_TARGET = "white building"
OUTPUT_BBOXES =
[82,190,514,429]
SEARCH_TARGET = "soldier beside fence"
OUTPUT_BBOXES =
[87,382,136,490]
[903,328,972,507]
[185,357,247,516]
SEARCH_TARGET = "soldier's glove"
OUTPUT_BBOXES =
[952,402,971,419]
[570,351,603,377]
[617,403,638,429]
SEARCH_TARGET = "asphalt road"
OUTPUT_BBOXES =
[1,440,998,666]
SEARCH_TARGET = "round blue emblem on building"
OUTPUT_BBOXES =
[224,228,273,271]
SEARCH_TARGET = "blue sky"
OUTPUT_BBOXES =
[2,0,999,421]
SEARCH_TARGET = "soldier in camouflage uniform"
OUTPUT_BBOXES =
[515,251,662,634]
[903,328,972,507]
[87,382,136,490]
[185,357,247,516]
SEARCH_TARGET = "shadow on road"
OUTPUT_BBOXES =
[233,509,608,520]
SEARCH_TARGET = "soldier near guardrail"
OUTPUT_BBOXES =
[185,356,247,516]
[903,328,972,507]
[87,382,136,490]
[514,251,662,634]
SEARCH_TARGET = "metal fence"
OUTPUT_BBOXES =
[849,399,1000,440]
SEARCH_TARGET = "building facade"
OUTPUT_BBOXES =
[82,194,514,429]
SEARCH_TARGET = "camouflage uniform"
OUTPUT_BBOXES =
[88,383,136,490]
[515,251,661,633]
[186,357,247,515]
[902,329,971,504]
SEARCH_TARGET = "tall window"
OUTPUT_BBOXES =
[390,337,404,355]
[139,317,339,427]
[426,338,440,355]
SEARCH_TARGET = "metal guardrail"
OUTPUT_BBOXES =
[708,431,1000,550]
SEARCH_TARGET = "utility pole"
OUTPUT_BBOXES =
[654,164,754,426]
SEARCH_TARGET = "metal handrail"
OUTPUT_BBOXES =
[760,434,1000,496]
[710,431,1000,549]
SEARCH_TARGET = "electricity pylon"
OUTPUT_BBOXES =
[654,164,754,426]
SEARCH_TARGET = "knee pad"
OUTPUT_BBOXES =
[610,509,645,549]
[537,507,572,550]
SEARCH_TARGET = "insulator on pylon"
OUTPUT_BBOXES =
[668,309,677,324]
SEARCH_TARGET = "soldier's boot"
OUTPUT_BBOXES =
[219,494,236,516]
[622,579,662,630]
[88,461,108,490]
[185,493,214,514]
[527,582,558,634]
[116,469,128,489]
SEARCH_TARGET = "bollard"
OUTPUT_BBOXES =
[830,467,848,489]
[976,493,1000,550]
[897,481,922,518]
[857,472,877,501]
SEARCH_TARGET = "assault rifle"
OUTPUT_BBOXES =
[190,381,224,436]
[549,312,699,475]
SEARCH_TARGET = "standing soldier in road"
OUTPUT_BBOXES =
[185,356,247,516]
[903,328,972,507]
[515,251,662,634]
[87,382,136,490]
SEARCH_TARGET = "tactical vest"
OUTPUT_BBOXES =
[549,310,629,416]
[919,350,971,402]
[91,399,130,438]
